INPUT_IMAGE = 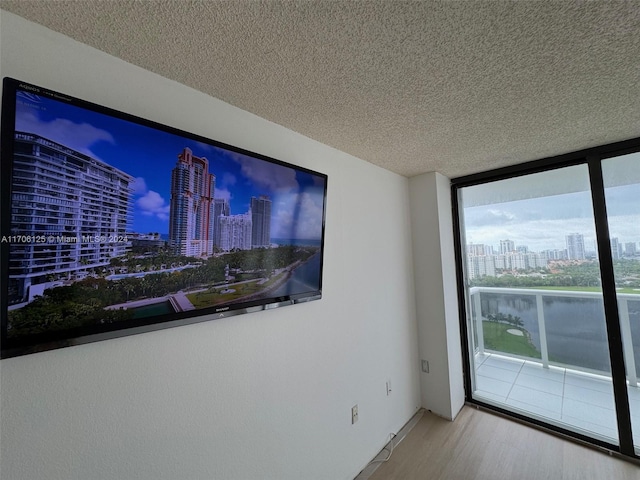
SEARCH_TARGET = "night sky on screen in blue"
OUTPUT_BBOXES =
[14,90,326,240]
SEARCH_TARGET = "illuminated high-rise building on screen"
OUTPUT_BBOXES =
[169,148,215,257]
[250,195,272,247]
[9,133,133,303]
[219,212,252,251]
[213,198,230,249]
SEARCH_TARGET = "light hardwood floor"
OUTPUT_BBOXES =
[366,406,640,480]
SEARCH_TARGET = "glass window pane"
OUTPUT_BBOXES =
[602,152,640,453]
[459,164,619,445]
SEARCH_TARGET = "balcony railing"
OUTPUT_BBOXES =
[469,286,640,387]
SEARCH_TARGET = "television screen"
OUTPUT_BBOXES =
[0,78,327,358]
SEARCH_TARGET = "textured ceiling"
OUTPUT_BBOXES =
[1,1,640,178]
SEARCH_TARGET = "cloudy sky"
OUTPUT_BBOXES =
[461,161,640,253]
[14,89,326,240]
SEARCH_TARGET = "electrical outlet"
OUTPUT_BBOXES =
[386,380,392,396]
[352,404,359,424]
[421,359,430,373]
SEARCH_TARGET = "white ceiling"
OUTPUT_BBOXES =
[1,1,639,178]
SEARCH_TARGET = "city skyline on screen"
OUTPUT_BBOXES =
[14,90,326,241]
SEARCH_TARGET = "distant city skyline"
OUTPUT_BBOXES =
[465,235,639,280]
[467,237,638,257]
[462,184,639,253]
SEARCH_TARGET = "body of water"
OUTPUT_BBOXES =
[131,300,175,319]
[480,293,640,373]
[271,253,322,297]
[271,238,322,247]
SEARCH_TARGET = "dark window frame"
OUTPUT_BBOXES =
[451,136,640,459]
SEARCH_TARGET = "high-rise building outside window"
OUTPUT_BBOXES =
[499,239,515,254]
[566,232,585,260]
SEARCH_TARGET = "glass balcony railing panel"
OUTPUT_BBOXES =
[473,287,640,380]
[626,299,640,376]
[478,290,541,361]
[542,295,610,374]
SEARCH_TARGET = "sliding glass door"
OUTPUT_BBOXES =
[453,145,640,458]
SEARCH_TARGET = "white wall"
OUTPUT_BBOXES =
[0,11,421,480]
[409,172,465,420]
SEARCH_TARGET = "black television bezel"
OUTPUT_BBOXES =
[0,77,327,359]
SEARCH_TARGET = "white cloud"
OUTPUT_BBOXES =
[608,215,640,244]
[16,107,115,160]
[193,141,216,155]
[131,177,148,195]
[233,154,299,191]
[137,191,170,221]
[214,188,232,201]
[271,191,324,240]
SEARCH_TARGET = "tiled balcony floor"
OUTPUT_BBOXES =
[474,352,640,450]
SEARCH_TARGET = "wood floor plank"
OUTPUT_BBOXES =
[366,406,639,480]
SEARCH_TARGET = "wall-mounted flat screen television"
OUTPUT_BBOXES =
[1,78,327,359]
